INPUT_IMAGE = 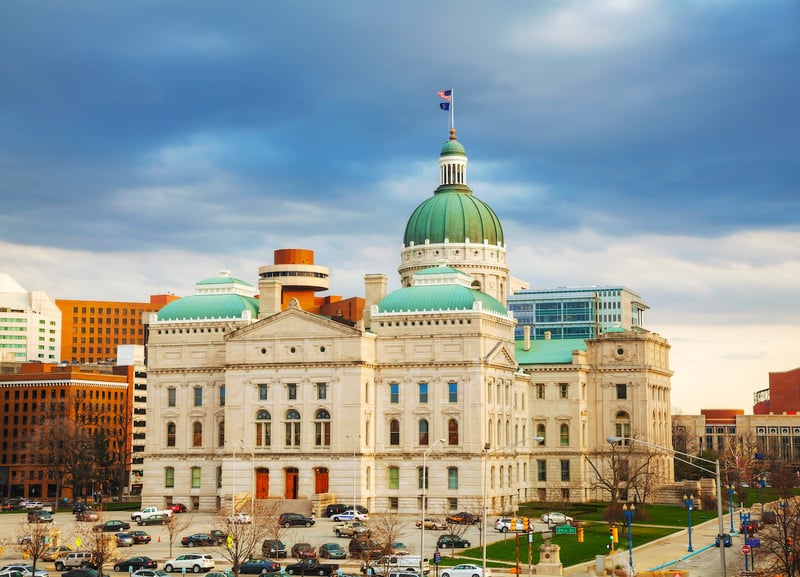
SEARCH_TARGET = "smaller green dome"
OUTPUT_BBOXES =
[157,293,259,321]
[378,285,507,316]
[440,139,465,156]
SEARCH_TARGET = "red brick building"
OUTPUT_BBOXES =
[754,367,800,414]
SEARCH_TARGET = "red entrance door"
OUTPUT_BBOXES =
[285,468,298,499]
[255,468,270,499]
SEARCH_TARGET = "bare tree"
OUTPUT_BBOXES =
[757,497,800,577]
[15,520,54,576]
[368,513,409,552]
[210,501,284,577]
[163,514,193,557]
[84,526,118,577]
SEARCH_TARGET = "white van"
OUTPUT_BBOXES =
[363,555,429,576]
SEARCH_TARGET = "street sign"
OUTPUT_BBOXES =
[555,525,576,534]
[746,538,761,547]
[742,544,751,555]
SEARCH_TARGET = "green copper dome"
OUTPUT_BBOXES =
[378,284,507,315]
[157,294,259,321]
[404,131,504,247]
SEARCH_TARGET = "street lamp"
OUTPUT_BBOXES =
[622,503,635,572]
[420,438,446,574]
[726,484,736,533]
[481,436,544,577]
[607,436,727,577]
[683,494,695,552]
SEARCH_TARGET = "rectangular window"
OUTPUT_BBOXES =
[390,383,399,404]
[448,498,458,510]
[258,384,268,401]
[165,468,174,488]
[559,383,569,399]
[193,387,202,407]
[537,460,547,482]
[417,466,429,490]
[167,387,176,407]
[560,460,570,481]
[447,467,458,489]
[315,422,331,446]
[388,467,399,489]
[616,384,627,400]
[389,497,399,510]
[219,385,225,406]
[419,383,428,403]
[448,382,458,403]
[536,383,545,399]
[317,383,327,400]
[191,467,201,488]
[287,383,297,400]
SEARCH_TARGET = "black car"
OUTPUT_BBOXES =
[715,534,732,547]
[348,538,383,560]
[209,530,227,544]
[181,533,218,547]
[64,570,98,577]
[114,557,157,572]
[93,520,131,532]
[436,535,471,549]
[128,531,152,544]
[238,559,280,574]
[324,504,349,518]
[262,540,287,559]
[278,513,315,528]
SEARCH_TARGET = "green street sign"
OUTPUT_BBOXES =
[555,525,576,535]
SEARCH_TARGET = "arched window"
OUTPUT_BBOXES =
[418,419,429,446]
[166,422,176,447]
[536,423,546,445]
[315,409,331,447]
[165,467,174,488]
[448,419,459,445]
[285,409,301,447]
[256,410,271,447]
[192,421,202,447]
[560,423,570,447]
[389,419,400,446]
[614,411,631,445]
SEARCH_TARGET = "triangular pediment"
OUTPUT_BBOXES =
[485,341,517,368]
[229,306,363,342]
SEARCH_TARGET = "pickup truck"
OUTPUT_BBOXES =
[131,506,174,523]
[334,521,371,538]
[285,559,339,576]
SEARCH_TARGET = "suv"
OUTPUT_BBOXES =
[27,510,53,523]
[324,504,349,517]
[278,513,315,528]
[349,538,384,560]
[164,554,215,573]
[55,552,96,571]
[262,539,288,559]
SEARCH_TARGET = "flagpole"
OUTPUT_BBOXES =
[450,88,455,131]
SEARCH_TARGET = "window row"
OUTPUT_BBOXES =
[388,418,459,446]
[534,423,571,447]
[535,459,572,482]
[390,382,458,404]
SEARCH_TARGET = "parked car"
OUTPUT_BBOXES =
[324,504,349,518]
[262,540,288,559]
[55,552,97,571]
[440,564,488,577]
[494,517,530,533]
[168,503,188,513]
[138,514,171,526]
[762,511,777,524]
[0,567,49,577]
[436,535,471,549]
[741,520,760,534]
[115,533,135,547]
[291,543,316,559]
[279,513,315,528]
[62,570,97,577]
[348,539,384,560]
[319,543,347,560]
[209,530,227,545]
[540,512,573,526]
[445,512,480,525]
[388,543,408,555]
[128,531,152,544]
[227,512,253,524]
[131,570,168,577]
[237,559,280,575]
[715,534,732,547]
[42,546,73,562]
[93,520,131,532]
[76,510,100,522]
[415,518,447,531]
[114,557,157,572]
[27,510,53,523]
[182,534,218,547]
[163,555,215,573]
[332,510,369,522]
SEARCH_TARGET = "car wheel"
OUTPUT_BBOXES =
[317,571,325,576]
[56,563,64,571]
[286,570,295,575]
[193,565,202,573]
[114,566,122,572]
[501,527,508,533]
[284,522,291,528]
[441,573,450,577]
[335,531,341,537]
[305,522,312,527]
[165,565,174,572]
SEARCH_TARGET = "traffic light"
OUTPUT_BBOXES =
[577,527,584,543]
[609,528,615,548]
[511,518,517,531]
[786,537,793,552]
[523,517,530,532]
[612,526,619,543]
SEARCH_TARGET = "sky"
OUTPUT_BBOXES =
[1,0,798,415]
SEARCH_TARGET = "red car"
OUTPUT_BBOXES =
[291,543,316,559]
[168,503,187,513]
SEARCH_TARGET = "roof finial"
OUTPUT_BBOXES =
[449,128,457,141]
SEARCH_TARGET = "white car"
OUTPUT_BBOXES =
[226,512,252,524]
[540,512,573,525]
[132,571,169,577]
[331,509,369,522]
[494,517,530,533]
[0,567,49,577]
[440,564,490,577]
[163,554,215,573]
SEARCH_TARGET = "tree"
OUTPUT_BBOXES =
[211,501,283,577]
[15,519,54,576]
[758,498,800,577]
[368,512,408,553]
[84,523,117,577]
[164,514,193,558]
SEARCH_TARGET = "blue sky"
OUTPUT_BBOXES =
[1,0,798,414]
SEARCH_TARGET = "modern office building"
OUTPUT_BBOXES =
[139,129,673,514]
[0,273,61,363]
[507,286,648,340]
[56,294,179,364]
[0,362,131,500]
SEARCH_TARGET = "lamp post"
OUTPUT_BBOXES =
[683,494,695,552]
[622,503,635,572]
[420,438,446,574]
[726,485,735,533]
[607,436,727,577]
[481,436,544,577]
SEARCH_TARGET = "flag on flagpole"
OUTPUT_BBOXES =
[438,89,452,101]
[440,102,450,110]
